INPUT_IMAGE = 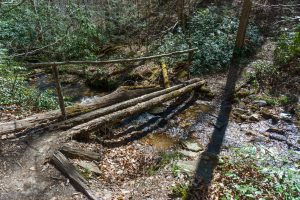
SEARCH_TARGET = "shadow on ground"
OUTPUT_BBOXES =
[187,59,244,199]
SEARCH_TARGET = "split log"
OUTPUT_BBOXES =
[5,79,201,139]
[0,86,161,136]
[102,91,196,146]
[51,151,100,200]
[60,146,101,161]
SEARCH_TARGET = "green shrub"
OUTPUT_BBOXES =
[155,7,261,74]
[275,24,300,64]
[171,183,189,200]
[0,49,68,111]
[0,1,106,61]
[0,1,145,61]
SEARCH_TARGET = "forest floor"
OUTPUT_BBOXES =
[0,40,299,200]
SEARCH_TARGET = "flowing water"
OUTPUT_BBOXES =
[29,73,106,103]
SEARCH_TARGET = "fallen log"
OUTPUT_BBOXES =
[0,86,161,137]
[6,78,201,139]
[102,91,196,146]
[44,80,205,153]
[51,151,100,200]
[60,146,101,161]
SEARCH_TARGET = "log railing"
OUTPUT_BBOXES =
[28,48,197,118]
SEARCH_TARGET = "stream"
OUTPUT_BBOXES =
[29,73,107,103]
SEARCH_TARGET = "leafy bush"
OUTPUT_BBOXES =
[0,0,146,61]
[0,2,99,60]
[275,24,300,64]
[0,49,65,111]
[156,7,261,74]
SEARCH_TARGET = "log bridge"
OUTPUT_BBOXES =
[1,78,206,200]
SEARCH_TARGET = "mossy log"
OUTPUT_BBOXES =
[0,86,161,137]
[161,62,170,88]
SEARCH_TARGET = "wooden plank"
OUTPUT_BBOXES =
[52,151,100,200]
[60,146,101,161]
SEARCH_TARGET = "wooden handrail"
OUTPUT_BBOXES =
[26,48,198,68]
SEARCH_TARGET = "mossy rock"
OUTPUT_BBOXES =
[176,70,189,80]
[235,88,251,99]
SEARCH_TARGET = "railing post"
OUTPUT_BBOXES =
[235,0,252,49]
[161,62,170,88]
[52,65,66,119]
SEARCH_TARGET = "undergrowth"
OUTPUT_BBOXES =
[0,48,71,112]
[154,6,262,74]
[210,146,300,199]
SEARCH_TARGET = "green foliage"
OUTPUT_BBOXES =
[251,60,279,80]
[146,151,183,175]
[171,163,181,178]
[171,183,189,200]
[255,94,292,106]
[275,25,300,64]
[0,1,144,61]
[216,145,300,199]
[0,1,103,60]
[155,7,261,74]
[0,49,66,111]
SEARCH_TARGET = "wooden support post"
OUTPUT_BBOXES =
[235,0,252,49]
[161,62,170,88]
[52,65,66,118]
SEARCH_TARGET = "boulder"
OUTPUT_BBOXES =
[181,140,203,152]
[77,161,101,175]
[253,100,267,107]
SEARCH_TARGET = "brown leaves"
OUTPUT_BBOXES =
[98,143,158,183]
